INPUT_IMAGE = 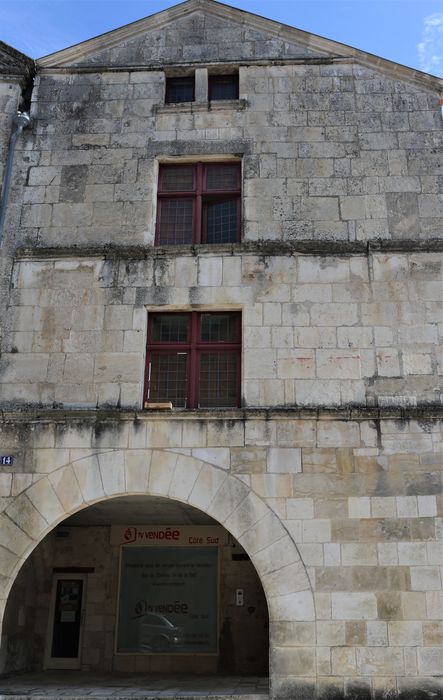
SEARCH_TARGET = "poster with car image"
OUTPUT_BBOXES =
[116,546,218,654]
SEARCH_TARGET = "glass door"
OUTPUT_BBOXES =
[44,574,86,669]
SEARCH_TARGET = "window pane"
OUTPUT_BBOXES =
[205,198,238,243]
[158,199,193,245]
[149,352,188,407]
[161,166,195,192]
[151,315,189,342]
[200,313,240,342]
[205,164,239,191]
[165,78,194,103]
[209,75,239,100]
[199,352,238,407]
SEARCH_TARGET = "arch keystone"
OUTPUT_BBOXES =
[124,450,152,492]
[148,450,178,495]
[98,451,126,495]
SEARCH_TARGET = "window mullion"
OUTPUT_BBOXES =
[188,313,199,408]
[195,164,203,244]
[195,195,202,244]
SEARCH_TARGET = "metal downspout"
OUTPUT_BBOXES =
[0,111,31,245]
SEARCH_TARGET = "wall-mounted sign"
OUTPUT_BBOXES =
[110,525,226,547]
[116,545,219,655]
[0,456,14,466]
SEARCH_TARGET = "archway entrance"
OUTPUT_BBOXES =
[2,495,269,677]
[0,450,315,698]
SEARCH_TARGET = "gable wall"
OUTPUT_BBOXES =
[0,6,442,698]
[58,11,327,66]
[5,62,441,248]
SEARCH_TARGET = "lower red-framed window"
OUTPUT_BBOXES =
[145,312,241,409]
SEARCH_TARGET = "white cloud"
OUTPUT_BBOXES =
[417,12,443,76]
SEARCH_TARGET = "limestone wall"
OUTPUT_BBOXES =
[4,62,441,247]
[0,79,21,188]
[0,76,27,410]
[1,250,441,409]
[62,10,325,67]
[0,4,441,698]
[0,41,33,226]
[0,414,441,695]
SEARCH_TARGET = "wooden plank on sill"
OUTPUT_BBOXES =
[144,401,173,409]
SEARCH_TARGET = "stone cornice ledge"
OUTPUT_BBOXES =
[1,405,443,424]
[14,238,443,262]
[36,56,443,93]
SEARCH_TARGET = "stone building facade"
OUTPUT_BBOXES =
[0,1,442,698]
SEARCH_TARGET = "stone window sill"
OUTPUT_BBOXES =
[154,99,247,114]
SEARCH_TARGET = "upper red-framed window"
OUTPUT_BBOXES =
[156,162,241,246]
[144,312,241,409]
[208,74,239,101]
[165,77,195,104]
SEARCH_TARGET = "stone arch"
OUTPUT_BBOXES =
[0,449,316,691]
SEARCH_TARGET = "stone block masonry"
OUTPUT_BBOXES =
[4,62,442,248]
[0,411,441,697]
[1,249,441,410]
[0,1,442,698]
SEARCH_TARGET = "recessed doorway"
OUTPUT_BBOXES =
[3,495,269,676]
[44,574,86,669]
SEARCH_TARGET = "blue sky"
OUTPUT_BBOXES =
[1,0,442,77]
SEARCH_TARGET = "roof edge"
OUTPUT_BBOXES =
[35,0,443,91]
[37,0,202,66]
[0,40,35,77]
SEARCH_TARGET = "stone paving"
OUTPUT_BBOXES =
[0,672,269,699]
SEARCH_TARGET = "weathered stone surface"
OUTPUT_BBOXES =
[0,1,442,696]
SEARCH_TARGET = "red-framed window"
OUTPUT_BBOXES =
[156,162,241,246]
[144,312,241,409]
[165,77,195,104]
[208,74,239,101]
